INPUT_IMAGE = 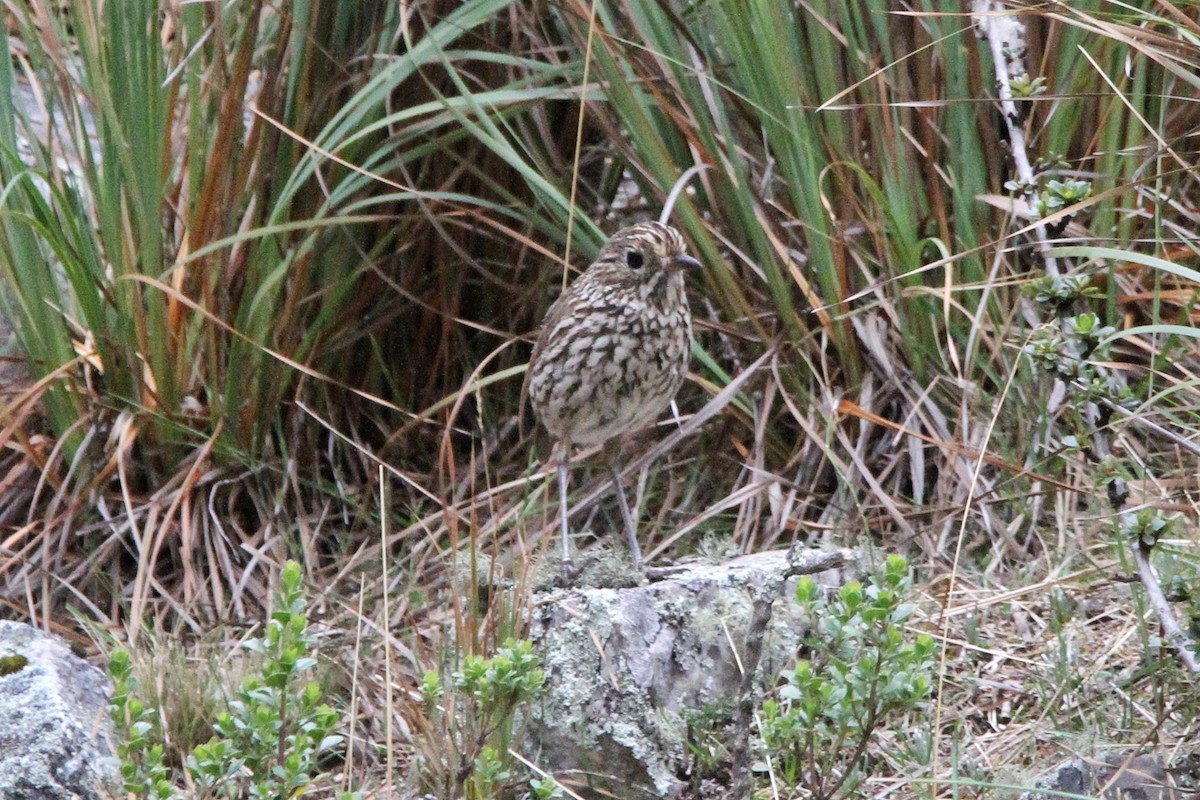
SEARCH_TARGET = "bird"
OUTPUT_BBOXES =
[526,220,701,576]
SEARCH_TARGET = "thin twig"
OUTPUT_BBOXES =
[975,0,1059,276]
[1133,540,1200,672]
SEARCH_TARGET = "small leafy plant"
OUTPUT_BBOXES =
[759,554,936,799]
[417,638,550,799]
[1025,274,1103,312]
[110,561,360,800]
[110,649,177,800]
[1009,72,1048,98]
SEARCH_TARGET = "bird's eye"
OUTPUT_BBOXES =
[626,250,645,270]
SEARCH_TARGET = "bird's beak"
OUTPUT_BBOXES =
[669,254,703,273]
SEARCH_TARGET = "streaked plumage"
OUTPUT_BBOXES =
[527,221,700,575]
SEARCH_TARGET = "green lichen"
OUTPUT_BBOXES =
[0,654,29,676]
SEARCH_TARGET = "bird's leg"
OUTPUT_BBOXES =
[605,444,644,572]
[557,448,573,578]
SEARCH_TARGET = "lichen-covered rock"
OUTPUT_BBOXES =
[0,621,121,800]
[525,548,850,799]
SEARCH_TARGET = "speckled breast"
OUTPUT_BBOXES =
[529,282,693,448]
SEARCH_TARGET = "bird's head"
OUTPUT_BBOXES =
[595,221,702,279]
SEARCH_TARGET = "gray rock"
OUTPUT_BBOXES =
[0,621,121,800]
[525,548,851,799]
[1019,751,1200,800]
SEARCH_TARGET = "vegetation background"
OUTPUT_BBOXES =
[0,0,1197,797]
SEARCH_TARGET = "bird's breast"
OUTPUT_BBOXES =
[528,280,693,447]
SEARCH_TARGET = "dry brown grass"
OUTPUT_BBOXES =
[0,0,1197,797]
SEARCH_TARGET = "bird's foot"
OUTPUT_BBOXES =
[557,557,582,586]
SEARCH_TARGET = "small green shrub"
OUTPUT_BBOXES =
[110,561,360,800]
[759,554,936,799]
[110,649,177,800]
[417,638,550,799]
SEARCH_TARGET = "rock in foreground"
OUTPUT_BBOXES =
[526,548,851,798]
[0,621,121,800]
